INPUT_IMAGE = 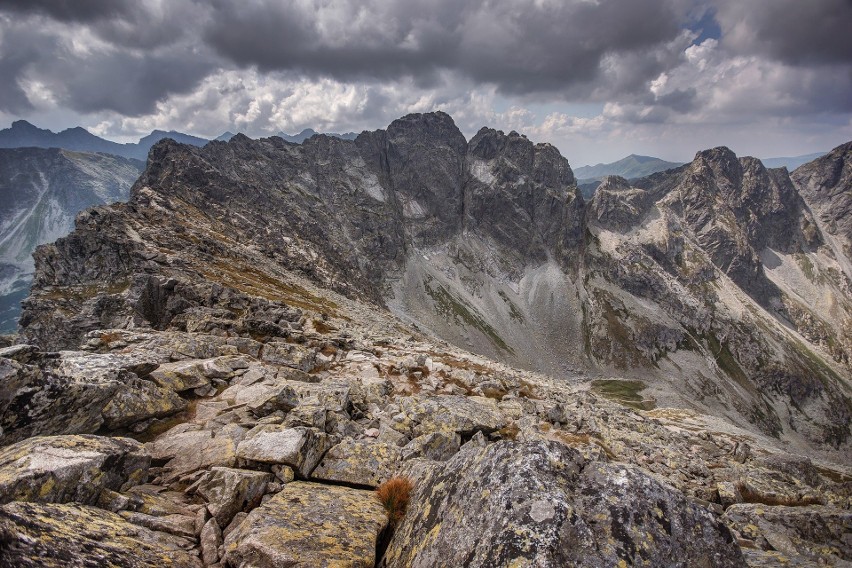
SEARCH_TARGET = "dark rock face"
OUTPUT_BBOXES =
[383,440,745,567]
[792,141,852,259]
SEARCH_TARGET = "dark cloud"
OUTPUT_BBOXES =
[716,0,852,65]
[0,0,132,22]
[655,88,698,112]
[0,11,217,116]
[202,0,688,98]
[50,49,217,115]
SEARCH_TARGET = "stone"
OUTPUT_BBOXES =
[201,517,223,565]
[149,430,237,481]
[0,352,185,444]
[245,384,300,417]
[394,394,507,437]
[119,511,196,539]
[383,440,745,567]
[147,359,212,392]
[0,501,201,568]
[236,425,332,477]
[101,378,187,429]
[723,504,851,565]
[0,435,150,505]
[196,467,272,527]
[312,438,402,487]
[401,431,461,462]
[222,481,387,567]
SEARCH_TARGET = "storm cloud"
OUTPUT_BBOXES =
[0,0,848,164]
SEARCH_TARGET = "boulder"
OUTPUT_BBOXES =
[147,359,213,392]
[222,481,387,567]
[393,394,507,437]
[401,431,461,462]
[200,516,223,565]
[723,504,851,565]
[236,425,332,477]
[0,435,149,505]
[245,384,300,417]
[383,440,745,567]
[196,467,272,527]
[0,501,201,568]
[149,429,237,481]
[312,438,401,487]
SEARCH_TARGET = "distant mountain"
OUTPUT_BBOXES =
[760,152,826,170]
[0,147,142,331]
[215,131,236,142]
[277,128,359,143]
[574,154,683,182]
[0,120,209,160]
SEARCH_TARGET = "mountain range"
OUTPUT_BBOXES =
[0,148,142,331]
[574,154,684,181]
[0,120,208,161]
[0,112,849,566]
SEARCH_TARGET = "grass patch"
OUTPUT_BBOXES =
[200,259,339,316]
[549,430,617,459]
[591,379,654,410]
[497,290,525,323]
[424,282,513,353]
[376,477,413,526]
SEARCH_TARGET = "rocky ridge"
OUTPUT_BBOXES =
[1,112,850,566]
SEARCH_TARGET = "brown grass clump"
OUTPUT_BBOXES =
[376,477,414,525]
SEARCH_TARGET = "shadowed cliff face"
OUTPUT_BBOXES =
[18,112,852,452]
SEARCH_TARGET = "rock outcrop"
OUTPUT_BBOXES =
[383,440,745,567]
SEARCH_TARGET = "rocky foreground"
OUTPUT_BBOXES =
[0,112,850,566]
[2,287,850,566]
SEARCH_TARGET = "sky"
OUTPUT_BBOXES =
[0,0,850,166]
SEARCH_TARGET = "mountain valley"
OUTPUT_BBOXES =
[0,112,849,567]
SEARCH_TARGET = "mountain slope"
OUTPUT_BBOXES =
[0,148,142,330]
[5,111,850,566]
[19,113,851,457]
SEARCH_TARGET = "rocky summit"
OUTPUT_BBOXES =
[0,112,850,567]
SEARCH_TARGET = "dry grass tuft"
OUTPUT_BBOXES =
[376,477,414,525]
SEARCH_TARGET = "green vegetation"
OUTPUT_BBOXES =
[425,282,513,353]
[497,290,525,323]
[591,379,654,410]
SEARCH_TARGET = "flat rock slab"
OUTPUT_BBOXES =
[395,394,507,437]
[223,481,387,567]
[0,435,150,505]
[0,501,201,568]
[236,425,331,477]
[312,438,401,487]
[383,440,746,568]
